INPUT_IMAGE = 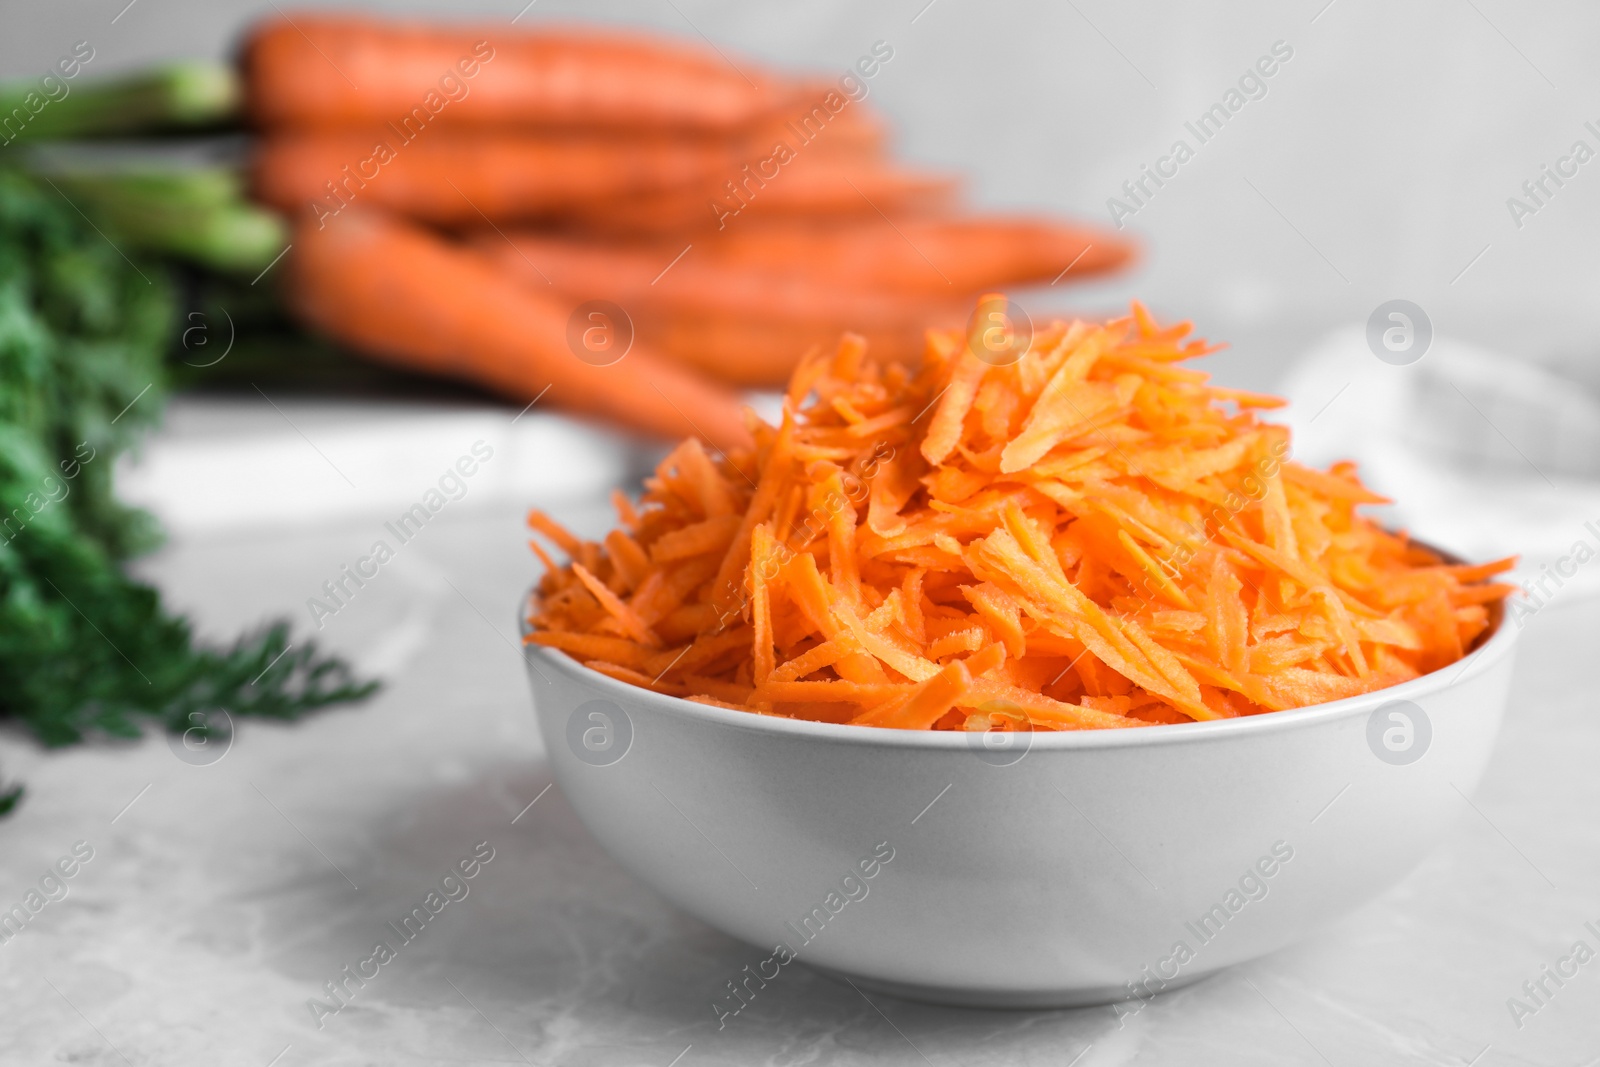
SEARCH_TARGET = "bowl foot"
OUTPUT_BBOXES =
[806,962,1219,1010]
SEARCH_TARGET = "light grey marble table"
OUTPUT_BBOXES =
[1,405,1597,1067]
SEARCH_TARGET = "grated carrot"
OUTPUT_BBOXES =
[526,299,1515,731]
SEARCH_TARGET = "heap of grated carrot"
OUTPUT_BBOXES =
[524,299,1516,732]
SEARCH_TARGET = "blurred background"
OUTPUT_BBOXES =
[6,0,1599,367]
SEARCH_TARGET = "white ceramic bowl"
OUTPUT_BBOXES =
[521,595,1517,1008]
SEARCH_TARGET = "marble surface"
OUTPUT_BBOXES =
[2,411,1599,1066]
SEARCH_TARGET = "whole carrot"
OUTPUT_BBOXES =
[471,231,954,318]
[689,215,1137,293]
[565,157,957,235]
[286,209,752,451]
[242,15,792,133]
[475,215,1131,315]
[252,131,737,227]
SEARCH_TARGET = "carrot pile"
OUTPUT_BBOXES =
[524,300,1515,731]
[240,13,1135,441]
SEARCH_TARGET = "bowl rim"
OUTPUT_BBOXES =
[519,586,1518,751]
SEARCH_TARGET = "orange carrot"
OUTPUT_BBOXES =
[470,230,949,315]
[681,216,1138,294]
[561,158,958,236]
[252,131,738,227]
[242,15,794,132]
[479,215,1132,301]
[285,208,751,451]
